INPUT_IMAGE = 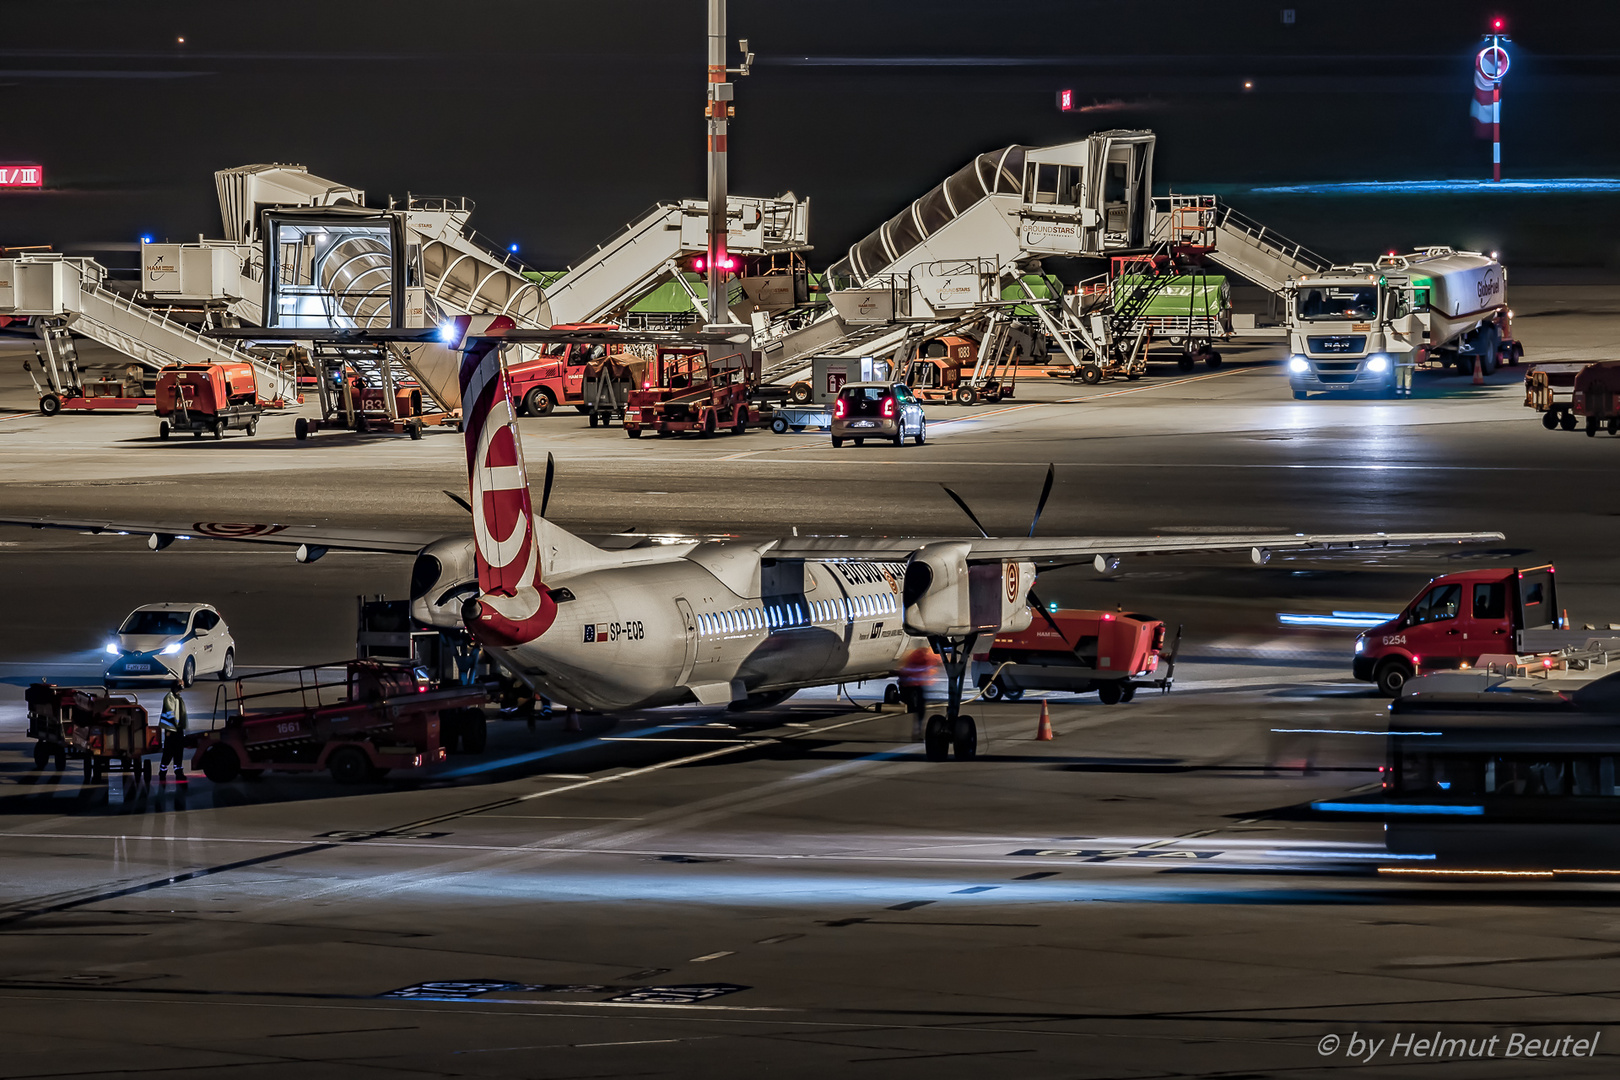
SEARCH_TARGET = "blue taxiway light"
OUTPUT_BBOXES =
[1313,802,1485,816]
[1278,611,1396,628]
[1271,728,1440,736]
[1249,178,1620,196]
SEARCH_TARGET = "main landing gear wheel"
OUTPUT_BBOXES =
[924,715,951,761]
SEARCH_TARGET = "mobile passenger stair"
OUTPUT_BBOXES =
[2,253,297,414]
[757,131,1159,386]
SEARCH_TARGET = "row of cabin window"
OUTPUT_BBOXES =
[697,592,898,637]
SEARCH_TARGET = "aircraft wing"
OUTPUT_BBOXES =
[0,515,448,555]
[766,530,1506,568]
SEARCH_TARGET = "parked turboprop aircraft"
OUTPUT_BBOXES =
[2,314,1504,760]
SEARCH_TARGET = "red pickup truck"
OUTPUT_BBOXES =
[506,323,643,417]
[1353,565,1563,696]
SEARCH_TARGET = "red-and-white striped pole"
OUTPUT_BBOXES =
[1492,82,1501,182]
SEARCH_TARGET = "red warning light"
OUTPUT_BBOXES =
[691,256,705,272]
[1057,88,1074,112]
[1492,17,1504,30]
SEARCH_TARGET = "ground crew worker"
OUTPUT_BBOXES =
[1394,348,1417,398]
[158,682,187,782]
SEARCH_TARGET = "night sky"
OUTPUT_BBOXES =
[2,1,1619,271]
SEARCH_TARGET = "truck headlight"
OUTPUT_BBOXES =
[161,642,182,655]
[105,642,119,656]
[1367,355,1390,373]
[1288,356,1309,374]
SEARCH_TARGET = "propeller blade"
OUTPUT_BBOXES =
[1029,463,1055,538]
[442,489,472,514]
[540,452,556,519]
[1026,587,1073,648]
[940,485,990,538]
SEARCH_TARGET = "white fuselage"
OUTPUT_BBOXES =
[485,552,925,711]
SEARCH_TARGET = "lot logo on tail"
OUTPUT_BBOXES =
[452,315,556,646]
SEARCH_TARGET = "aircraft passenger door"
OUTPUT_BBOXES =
[674,598,699,685]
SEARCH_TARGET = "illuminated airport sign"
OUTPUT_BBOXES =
[1056,88,1073,112]
[0,165,42,188]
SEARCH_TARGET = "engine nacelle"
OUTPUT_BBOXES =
[904,543,1035,638]
[409,537,480,629]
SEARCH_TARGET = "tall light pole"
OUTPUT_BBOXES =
[1475,19,1511,182]
[704,1,751,330]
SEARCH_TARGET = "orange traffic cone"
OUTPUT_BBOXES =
[1472,356,1484,385]
[1035,700,1053,741]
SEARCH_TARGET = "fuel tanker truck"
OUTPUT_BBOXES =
[1285,248,1520,399]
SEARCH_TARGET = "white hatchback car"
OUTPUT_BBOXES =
[105,603,236,688]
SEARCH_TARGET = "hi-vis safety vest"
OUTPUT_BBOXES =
[159,692,186,733]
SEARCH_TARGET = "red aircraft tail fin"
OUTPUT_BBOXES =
[450,315,556,646]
